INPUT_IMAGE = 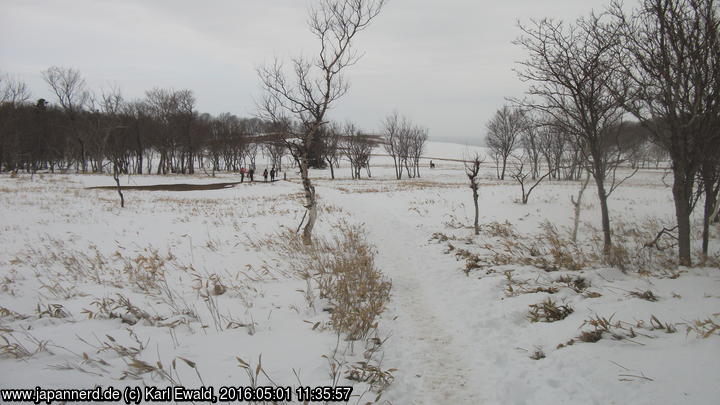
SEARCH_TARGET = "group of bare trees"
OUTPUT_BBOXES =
[340,122,374,179]
[486,106,526,180]
[509,0,720,266]
[382,112,429,180]
[0,67,282,176]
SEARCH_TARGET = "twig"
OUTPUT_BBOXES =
[296,210,308,234]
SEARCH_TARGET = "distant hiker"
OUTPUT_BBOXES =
[249,168,255,182]
[430,160,435,169]
[240,167,246,183]
[270,167,276,181]
[263,168,268,182]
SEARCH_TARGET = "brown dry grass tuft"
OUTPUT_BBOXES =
[527,298,574,323]
[629,289,659,302]
[684,314,720,338]
[261,221,392,341]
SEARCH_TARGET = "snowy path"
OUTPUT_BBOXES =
[331,189,497,403]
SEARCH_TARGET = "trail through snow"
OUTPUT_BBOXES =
[331,189,496,403]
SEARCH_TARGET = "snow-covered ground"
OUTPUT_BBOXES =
[1,141,718,404]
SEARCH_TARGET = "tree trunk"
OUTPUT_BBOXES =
[472,184,479,235]
[300,150,317,245]
[113,162,124,208]
[571,173,590,242]
[672,168,693,267]
[135,126,143,175]
[702,188,714,256]
[701,164,718,256]
[326,157,335,179]
[594,175,612,255]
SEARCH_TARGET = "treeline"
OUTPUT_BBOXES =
[485,106,667,182]
[0,67,282,175]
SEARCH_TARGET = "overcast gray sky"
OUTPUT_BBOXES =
[1,0,625,143]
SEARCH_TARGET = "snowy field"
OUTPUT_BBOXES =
[0,141,718,404]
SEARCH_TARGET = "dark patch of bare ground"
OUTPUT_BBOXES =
[87,180,280,191]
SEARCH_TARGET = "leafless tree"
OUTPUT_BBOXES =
[382,112,427,179]
[521,115,542,180]
[465,153,485,235]
[263,140,287,172]
[510,152,554,204]
[407,125,428,178]
[610,0,720,263]
[536,122,567,180]
[342,122,373,179]
[382,111,403,179]
[0,74,32,173]
[257,0,384,244]
[485,106,526,180]
[42,66,90,172]
[514,13,634,255]
[321,122,342,179]
[0,73,31,106]
[42,67,88,115]
[245,141,259,170]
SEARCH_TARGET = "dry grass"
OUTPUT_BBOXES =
[527,298,574,323]
[438,216,711,276]
[684,314,720,338]
[577,313,685,345]
[503,271,559,297]
[628,289,659,302]
[555,275,588,293]
[0,333,51,359]
[262,222,392,341]
[439,220,596,274]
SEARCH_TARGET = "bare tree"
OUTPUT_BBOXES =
[514,13,633,255]
[537,122,567,180]
[465,153,484,235]
[0,73,31,106]
[382,112,427,179]
[321,122,342,179]
[485,106,525,180]
[611,0,720,264]
[245,141,259,170]
[382,111,403,179]
[521,115,542,179]
[42,67,88,114]
[264,140,287,172]
[257,0,384,244]
[510,152,555,204]
[343,122,373,179]
[42,66,90,172]
[407,125,428,178]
